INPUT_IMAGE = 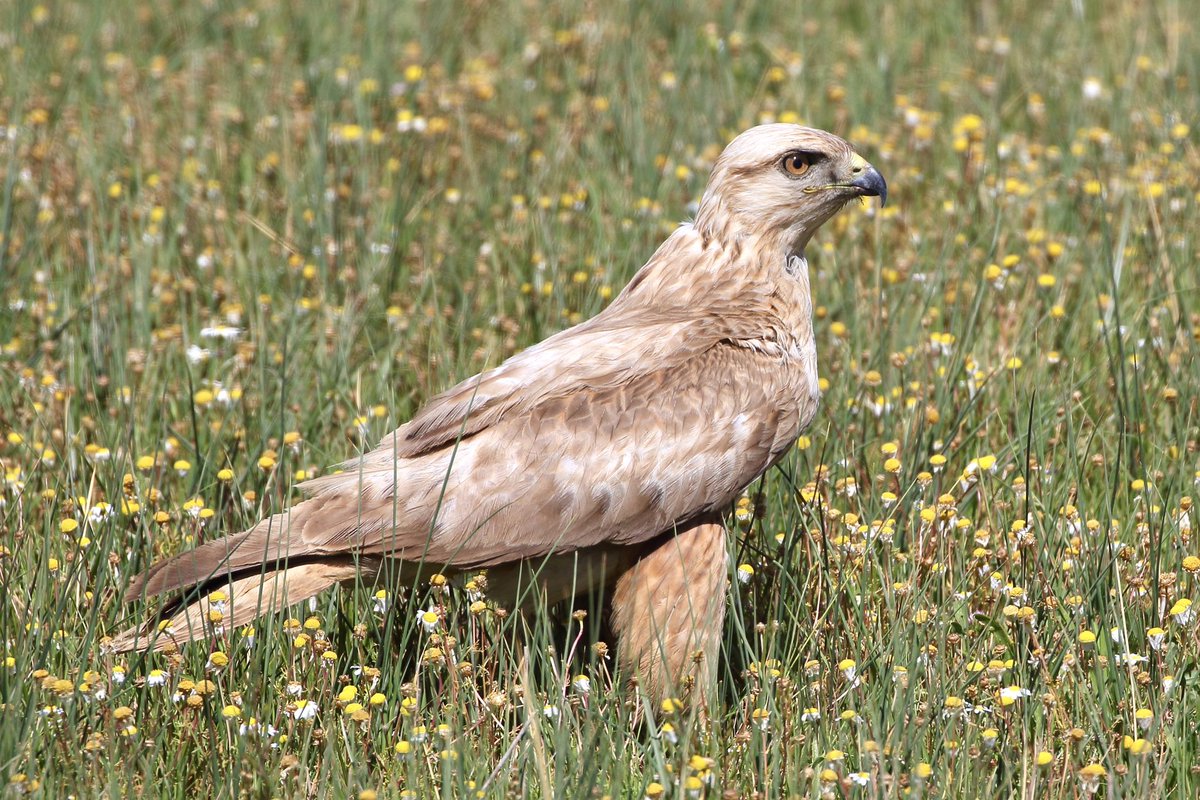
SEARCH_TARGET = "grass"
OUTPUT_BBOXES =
[1,0,1198,796]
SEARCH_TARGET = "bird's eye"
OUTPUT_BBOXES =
[782,152,812,177]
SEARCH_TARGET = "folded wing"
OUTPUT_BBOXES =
[128,313,808,600]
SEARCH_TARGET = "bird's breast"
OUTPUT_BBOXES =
[797,336,821,408]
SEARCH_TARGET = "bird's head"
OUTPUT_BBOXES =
[694,124,886,254]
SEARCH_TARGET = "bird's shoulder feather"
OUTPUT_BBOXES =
[370,227,765,460]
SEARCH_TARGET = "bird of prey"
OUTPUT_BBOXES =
[113,124,886,703]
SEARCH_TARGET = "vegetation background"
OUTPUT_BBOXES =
[1,0,1197,796]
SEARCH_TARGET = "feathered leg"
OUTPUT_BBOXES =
[609,517,728,706]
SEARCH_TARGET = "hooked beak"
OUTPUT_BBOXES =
[849,164,888,207]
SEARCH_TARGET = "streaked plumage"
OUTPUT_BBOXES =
[113,124,886,702]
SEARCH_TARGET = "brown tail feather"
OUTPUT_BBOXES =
[125,529,256,600]
[127,496,353,600]
[109,560,376,653]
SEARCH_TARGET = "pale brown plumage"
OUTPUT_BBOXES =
[112,124,886,702]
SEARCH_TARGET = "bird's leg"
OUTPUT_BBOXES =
[609,516,728,712]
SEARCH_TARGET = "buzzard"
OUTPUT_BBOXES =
[113,124,886,702]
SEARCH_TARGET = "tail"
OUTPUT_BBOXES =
[109,560,377,653]
[125,493,374,600]
[112,492,388,653]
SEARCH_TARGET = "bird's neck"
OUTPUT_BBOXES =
[724,225,815,302]
[608,225,815,345]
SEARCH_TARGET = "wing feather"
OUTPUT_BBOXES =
[378,312,730,459]
[136,228,817,603]
[345,339,812,568]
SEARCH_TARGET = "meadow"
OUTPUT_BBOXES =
[1,0,1198,796]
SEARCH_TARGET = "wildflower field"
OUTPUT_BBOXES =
[1,0,1198,797]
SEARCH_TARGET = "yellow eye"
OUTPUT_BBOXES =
[783,153,812,177]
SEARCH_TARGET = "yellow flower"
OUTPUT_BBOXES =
[1134,707,1153,730]
[337,124,363,143]
[1125,737,1151,755]
[1078,763,1106,792]
[999,685,1030,706]
[1169,599,1194,623]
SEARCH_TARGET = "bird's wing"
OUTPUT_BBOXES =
[133,305,813,597]
[370,308,729,460]
[349,331,812,568]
